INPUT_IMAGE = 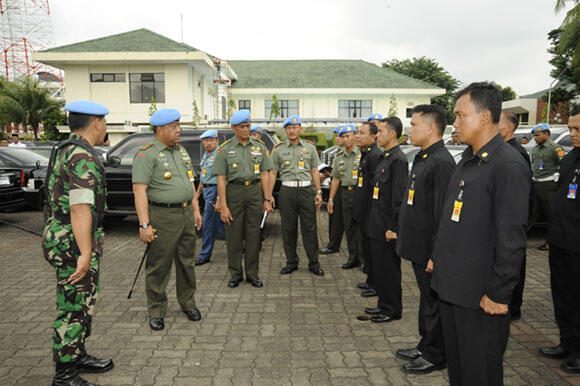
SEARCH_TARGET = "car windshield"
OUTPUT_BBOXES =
[0,148,49,167]
[26,147,54,159]
[108,136,155,166]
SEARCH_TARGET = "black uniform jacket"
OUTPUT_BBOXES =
[507,138,531,167]
[431,134,530,309]
[354,142,383,224]
[547,147,580,253]
[396,140,455,265]
[366,145,408,241]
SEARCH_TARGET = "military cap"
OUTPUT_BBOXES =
[230,109,251,125]
[333,125,343,134]
[150,108,181,127]
[200,129,218,139]
[64,100,109,116]
[367,113,383,121]
[339,124,357,136]
[531,123,550,134]
[250,125,262,133]
[283,115,301,128]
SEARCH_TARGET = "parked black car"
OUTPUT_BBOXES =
[105,129,280,217]
[0,168,26,211]
[0,148,49,209]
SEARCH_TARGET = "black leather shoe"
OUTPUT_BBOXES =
[396,347,421,361]
[361,289,377,297]
[309,267,325,276]
[228,278,243,288]
[510,312,521,321]
[149,317,164,331]
[195,259,210,266]
[364,307,382,315]
[562,358,580,373]
[320,248,338,255]
[357,282,370,290]
[342,261,361,269]
[183,308,201,322]
[539,345,569,359]
[75,353,114,374]
[247,278,264,288]
[538,244,549,251]
[280,266,297,275]
[53,361,97,386]
[371,313,401,323]
[402,356,445,374]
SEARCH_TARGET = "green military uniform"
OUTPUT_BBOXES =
[271,139,321,269]
[42,134,105,364]
[132,138,198,318]
[326,149,344,252]
[331,146,363,265]
[213,136,273,281]
[530,139,565,228]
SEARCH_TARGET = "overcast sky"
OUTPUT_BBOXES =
[48,0,571,96]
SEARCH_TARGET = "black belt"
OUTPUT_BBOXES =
[341,186,356,191]
[229,179,260,186]
[149,201,191,208]
[203,184,217,187]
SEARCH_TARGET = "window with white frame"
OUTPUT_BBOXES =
[265,99,299,119]
[338,100,372,119]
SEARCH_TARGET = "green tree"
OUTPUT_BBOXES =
[554,1,580,73]
[547,28,580,94]
[387,94,398,116]
[497,84,517,101]
[191,100,202,128]
[269,95,281,123]
[42,106,67,141]
[382,57,460,123]
[0,77,62,140]
[227,98,237,119]
[148,96,158,117]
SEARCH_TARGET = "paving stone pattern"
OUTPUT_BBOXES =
[0,209,578,385]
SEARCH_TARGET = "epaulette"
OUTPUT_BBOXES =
[254,138,265,145]
[221,138,231,147]
[305,139,315,146]
[273,142,283,148]
[140,143,153,150]
[336,150,344,156]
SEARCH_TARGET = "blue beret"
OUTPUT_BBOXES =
[339,124,357,137]
[367,113,383,121]
[283,115,301,128]
[64,100,109,116]
[150,108,181,127]
[333,125,343,134]
[531,123,550,134]
[230,109,251,126]
[200,129,218,139]
[250,125,262,133]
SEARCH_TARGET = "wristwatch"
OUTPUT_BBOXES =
[140,222,150,229]
[316,190,322,195]
[264,198,272,202]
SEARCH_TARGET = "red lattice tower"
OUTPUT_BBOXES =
[0,0,61,82]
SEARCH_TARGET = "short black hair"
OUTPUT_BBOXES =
[382,116,403,138]
[11,133,18,137]
[455,82,502,123]
[360,121,378,135]
[570,105,580,117]
[411,104,447,135]
[68,113,102,132]
[501,111,519,130]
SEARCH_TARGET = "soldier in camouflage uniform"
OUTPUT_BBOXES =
[43,100,114,386]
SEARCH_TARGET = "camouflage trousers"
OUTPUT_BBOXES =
[43,220,101,363]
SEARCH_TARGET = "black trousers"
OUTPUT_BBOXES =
[509,252,526,318]
[370,239,401,316]
[357,223,374,286]
[549,245,580,358]
[327,187,344,251]
[412,262,445,365]
[439,299,510,386]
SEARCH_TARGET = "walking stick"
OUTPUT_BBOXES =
[127,242,152,299]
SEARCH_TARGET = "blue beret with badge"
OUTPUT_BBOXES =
[64,100,109,116]
[250,125,262,133]
[333,125,343,134]
[230,109,251,126]
[339,124,357,137]
[200,129,218,139]
[531,123,550,134]
[367,113,383,121]
[150,108,181,127]
[283,115,301,128]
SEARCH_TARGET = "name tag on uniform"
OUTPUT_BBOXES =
[373,186,379,199]
[568,184,578,199]
[407,189,415,205]
[202,169,207,177]
[538,161,544,170]
[352,169,358,179]
[298,161,304,170]
[358,177,363,187]
[254,163,260,175]
[451,201,463,222]
[187,170,194,183]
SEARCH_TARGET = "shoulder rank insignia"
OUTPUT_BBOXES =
[305,139,315,145]
[336,150,344,156]
[273,142,283,148]
[140,143,153,150]
[221,139,232,147]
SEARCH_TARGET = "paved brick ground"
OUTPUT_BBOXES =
[0,208,579,385]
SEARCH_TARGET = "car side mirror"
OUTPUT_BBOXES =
[108,156,121,167]
[35,160,41,170]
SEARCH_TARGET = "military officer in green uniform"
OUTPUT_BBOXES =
[529,123,565,250]
[213,109,274,288]
[270,115,325,276]
[43,100,114,385]
[132,108,203,331]
[327,124,364,269]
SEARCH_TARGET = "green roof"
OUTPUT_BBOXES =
[229,60,441,89]
[42,28,199,53]
[520,80,574,99]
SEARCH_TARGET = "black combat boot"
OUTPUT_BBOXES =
[75,352,114,373]
[52,361,98,386]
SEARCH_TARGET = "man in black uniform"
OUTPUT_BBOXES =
[353,121,382,297]
[431,82,530,385]
[364,117,408,323]
[540,106,580,374]
[499,111,531,322]
[396,105,454,374]
[321,126,345,255]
